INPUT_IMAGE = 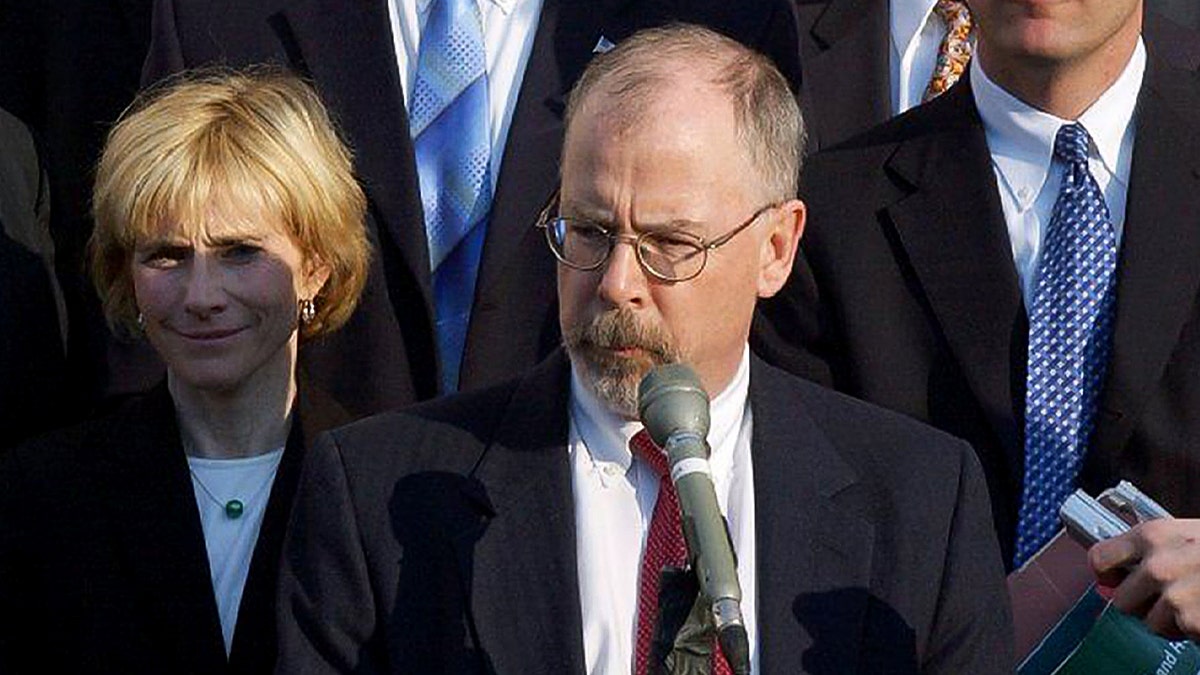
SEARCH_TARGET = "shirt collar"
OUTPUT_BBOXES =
[972,38,1145,211]
[569,347,752,478]
[415,0,516,16]
[890,0,939,58]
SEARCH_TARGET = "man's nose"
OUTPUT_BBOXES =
[596,235,648,308]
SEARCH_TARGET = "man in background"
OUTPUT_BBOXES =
[791,0,1200,150]
[0,108,68,447]
[0,0,154,414]
[757,0,1200,638]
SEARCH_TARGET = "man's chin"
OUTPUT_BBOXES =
[570,353,647,419]
[589,373,642,420]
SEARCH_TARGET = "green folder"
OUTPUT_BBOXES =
[1019,587,1200,675]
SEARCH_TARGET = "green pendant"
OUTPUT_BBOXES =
[225,499,244,519]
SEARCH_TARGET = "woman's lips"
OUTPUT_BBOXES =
[177,327,247,341]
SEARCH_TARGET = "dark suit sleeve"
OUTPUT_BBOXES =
[142,0,186,85]
[277,432,385,674]
[923,441,1014,675]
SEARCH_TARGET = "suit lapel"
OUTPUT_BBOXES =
[464,352,586,674]
[279,0,431,297]
[798,0,890,150]
[882,82,1026,481]
[476,0,575,292]
[228,381,353,672]
[751,360,872,674]
[1085,62,1200,484]
[103,385,227,671]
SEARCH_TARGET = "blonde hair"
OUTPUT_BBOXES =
[91,66,370,339]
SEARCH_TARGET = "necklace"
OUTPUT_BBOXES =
[189,468,245,519]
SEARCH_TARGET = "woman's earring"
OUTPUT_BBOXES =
[298,298,316,325]
[136,312,145,329]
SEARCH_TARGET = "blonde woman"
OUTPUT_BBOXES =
[0,68,370,673]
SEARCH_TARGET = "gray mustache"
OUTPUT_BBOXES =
[564,309,676,362]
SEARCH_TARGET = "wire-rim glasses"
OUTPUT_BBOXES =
[537,196,778,283]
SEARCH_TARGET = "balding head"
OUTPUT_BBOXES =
[564,23,805,204]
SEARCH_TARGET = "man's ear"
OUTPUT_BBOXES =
[756,198,805,298]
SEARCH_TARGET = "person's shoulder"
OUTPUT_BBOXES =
[0,107,39,203]
[755,359,975,485]
[1142,52,1200,117]
[1,421,89,480]
[0,107,34,153]
[803,81,980,179]
[322,378,523,473]
[1144,11,1200,73]
[0,390,163,498]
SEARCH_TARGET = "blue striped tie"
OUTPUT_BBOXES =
[1014,123,1118,567]
[410,0,492,393]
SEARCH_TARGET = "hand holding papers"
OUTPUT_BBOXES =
[1091,516,1200,641]
[1011,481,1200,673]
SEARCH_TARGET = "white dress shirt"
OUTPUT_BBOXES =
[972,40,1144,306]
[570,347,759,675]
[890,0,968,114]
[386,0,544,187]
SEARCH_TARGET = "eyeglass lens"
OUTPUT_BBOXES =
[547,218,707,280]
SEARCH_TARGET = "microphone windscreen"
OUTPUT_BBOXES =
[637,364,709,447]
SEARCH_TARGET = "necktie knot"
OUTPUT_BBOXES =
[1054,123,1092,165]
[630,430,670,480]
[933,0,971,26]
[922,0,973,102]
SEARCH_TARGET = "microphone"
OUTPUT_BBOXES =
[638,364,750,675]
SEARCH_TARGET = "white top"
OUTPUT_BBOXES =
[570,347,759,674]
[188,447,285,655]
[972,39,1144,305]
[890,0,970,114]
[386,0,544,188]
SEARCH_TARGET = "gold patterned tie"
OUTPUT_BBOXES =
[923,0,973,102]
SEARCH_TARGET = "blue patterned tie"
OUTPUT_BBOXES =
[1014,124,1118,567]
[410,0,492,393]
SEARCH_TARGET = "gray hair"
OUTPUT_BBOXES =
[564,23,805,201]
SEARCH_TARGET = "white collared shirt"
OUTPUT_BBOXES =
[891,0,970,114]
[972,39,1144,306]
[570,347,759,675]
[386,0,544,187]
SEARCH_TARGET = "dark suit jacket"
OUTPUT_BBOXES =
[277,351,1012,674]
[0,0,156,409]
[0,378,351,674]
[0,108,67,448]
[140,0,802,418]
[753,59,1200,566]
[790,1,1200,151]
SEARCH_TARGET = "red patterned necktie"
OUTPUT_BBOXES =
[923,0,973,102]
[630,430,732,675]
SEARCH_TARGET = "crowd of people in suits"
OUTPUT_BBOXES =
[2,0,1200,672]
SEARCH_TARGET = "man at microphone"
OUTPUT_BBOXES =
[277,24,1013,674]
